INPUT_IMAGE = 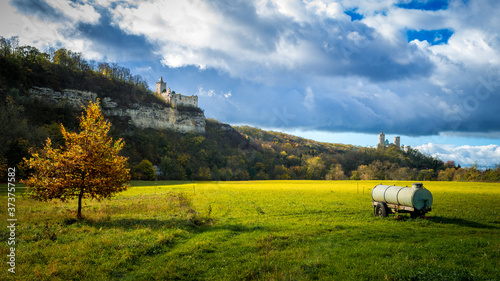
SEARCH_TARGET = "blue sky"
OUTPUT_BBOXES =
[1,0,499,167]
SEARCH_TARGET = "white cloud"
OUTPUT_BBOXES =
[307,0,347,19]
[267,0,309,22]
[430,28,499,68]
[303,87,315,110]
[197,86,232,100]
[0,0,101,59]
[416,143,500,167]
[258,0,348,23]
[47,0,100,24]
[111,0,291,77]
[0,2,58,44]
[197,86,215,97]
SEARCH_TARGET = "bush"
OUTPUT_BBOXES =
[132,159,156,180]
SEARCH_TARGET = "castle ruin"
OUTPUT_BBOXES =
[156,77,198,108]
[394,136,400,148]
[378,131,385,148]
[378,132,400,149]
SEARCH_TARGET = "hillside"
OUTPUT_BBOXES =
[1,37,498,182]
[234,126,441,180]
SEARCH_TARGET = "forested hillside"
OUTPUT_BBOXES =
[0,35,159,180]
[1,36,498,182]
[236,126,442,181]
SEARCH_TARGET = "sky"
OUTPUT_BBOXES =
[1,0,499,167]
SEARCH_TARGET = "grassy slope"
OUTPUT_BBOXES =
[1,181,499,280]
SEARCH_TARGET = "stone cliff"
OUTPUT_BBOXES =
[29,87,205,134]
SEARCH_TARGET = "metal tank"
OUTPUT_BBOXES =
[371,183,433,217]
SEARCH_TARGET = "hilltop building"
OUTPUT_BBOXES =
[156,76,166,94]
[156,77,198,108]
[378,131,385,148]
[394,136,400,148]
[378,132,401,149]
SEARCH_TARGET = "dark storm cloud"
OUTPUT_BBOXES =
[286,19,435,82]
[208,0,288,53]
[11,0,154,61]
[73,8,156,62]
[10,0,67,22]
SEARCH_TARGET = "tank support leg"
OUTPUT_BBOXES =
[411,211,425,219]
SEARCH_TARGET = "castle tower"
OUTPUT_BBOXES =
[394,136,400,148]
[156,77,166,94]
[378,132,385,148]
[156,76,199,108]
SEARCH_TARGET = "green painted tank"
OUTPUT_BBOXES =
[371,183,433,211]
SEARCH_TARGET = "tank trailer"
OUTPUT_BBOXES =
[372,183,433,218]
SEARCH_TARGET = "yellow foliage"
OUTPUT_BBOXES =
[22,100,130,219]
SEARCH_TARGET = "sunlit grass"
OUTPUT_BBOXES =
[0,180,498,280]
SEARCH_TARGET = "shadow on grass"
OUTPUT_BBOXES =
[79,217,210,231]
[76,217,268,234]
[428,216,499,229]
[58,217,268,279]
[95,220,268,279]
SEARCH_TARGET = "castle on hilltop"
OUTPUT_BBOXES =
[378,131,400,149]
[156,77,198,108]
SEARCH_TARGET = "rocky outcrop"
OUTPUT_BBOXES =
[103,103,205,134]
[29,87,97,108]
[28,87,205,134]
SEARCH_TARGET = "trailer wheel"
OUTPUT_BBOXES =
[411,211,423,219]
[375,202,388,217]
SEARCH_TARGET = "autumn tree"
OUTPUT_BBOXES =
[326,164,346,180]
[23,100,130,219]
[438,167,456,181]
[305,156,325,179]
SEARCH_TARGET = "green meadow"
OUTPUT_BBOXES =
[1,180,499,280]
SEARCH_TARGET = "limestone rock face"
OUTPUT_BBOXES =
[28,87,205,134]
[102,97,118,109]
[103,106,205,134]
[29,87,97,108]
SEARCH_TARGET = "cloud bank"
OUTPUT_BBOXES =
[416,143,500,167]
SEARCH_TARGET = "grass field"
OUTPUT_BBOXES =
[1,180,499,280]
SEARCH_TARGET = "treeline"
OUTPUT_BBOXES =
[0,36,148,88]
[437,164,500,182]
[0,36,164,106]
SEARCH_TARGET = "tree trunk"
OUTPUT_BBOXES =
[77,188,84,220]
